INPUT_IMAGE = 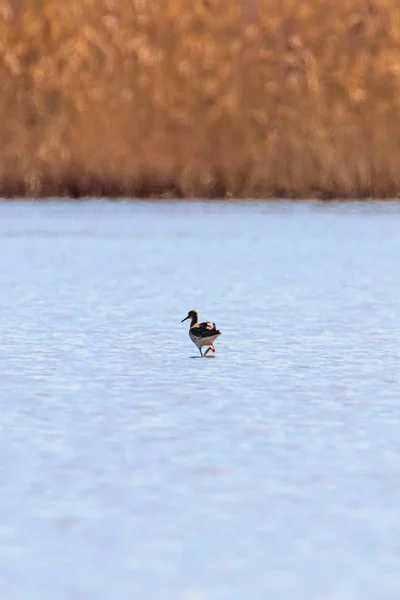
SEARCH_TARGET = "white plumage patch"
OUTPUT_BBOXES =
[189,330,220,348]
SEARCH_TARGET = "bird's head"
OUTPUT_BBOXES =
[181,309,198,324]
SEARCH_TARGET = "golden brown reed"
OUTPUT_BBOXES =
[0,0,400,198]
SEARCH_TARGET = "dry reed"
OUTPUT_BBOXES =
[0,0,400,198]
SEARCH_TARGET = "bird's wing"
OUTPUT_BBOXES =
[191,322,220,338]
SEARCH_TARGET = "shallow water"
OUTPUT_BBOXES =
[1,200,400,600]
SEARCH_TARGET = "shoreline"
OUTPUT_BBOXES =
[0,173,397,200]
[1,0,400,199]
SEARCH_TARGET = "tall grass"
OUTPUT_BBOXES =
[1,0,400,198]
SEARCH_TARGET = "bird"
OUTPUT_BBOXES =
[181,310,221,356]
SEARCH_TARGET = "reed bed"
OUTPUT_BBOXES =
[0,0,400,198]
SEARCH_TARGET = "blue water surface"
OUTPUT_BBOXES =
[0,200,400,600]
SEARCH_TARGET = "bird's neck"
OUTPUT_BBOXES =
[190,315,198,326]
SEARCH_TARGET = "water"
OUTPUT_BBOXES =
[1,200,400,600]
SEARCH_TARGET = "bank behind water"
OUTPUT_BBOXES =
[1,0,400,199]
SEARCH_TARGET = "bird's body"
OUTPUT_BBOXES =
[181,310,221,356]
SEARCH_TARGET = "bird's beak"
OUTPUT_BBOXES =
[181,315,189,322]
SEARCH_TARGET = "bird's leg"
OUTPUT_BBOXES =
[211,344,216,352]
[199,347,203,357]
[204,346,210,356]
